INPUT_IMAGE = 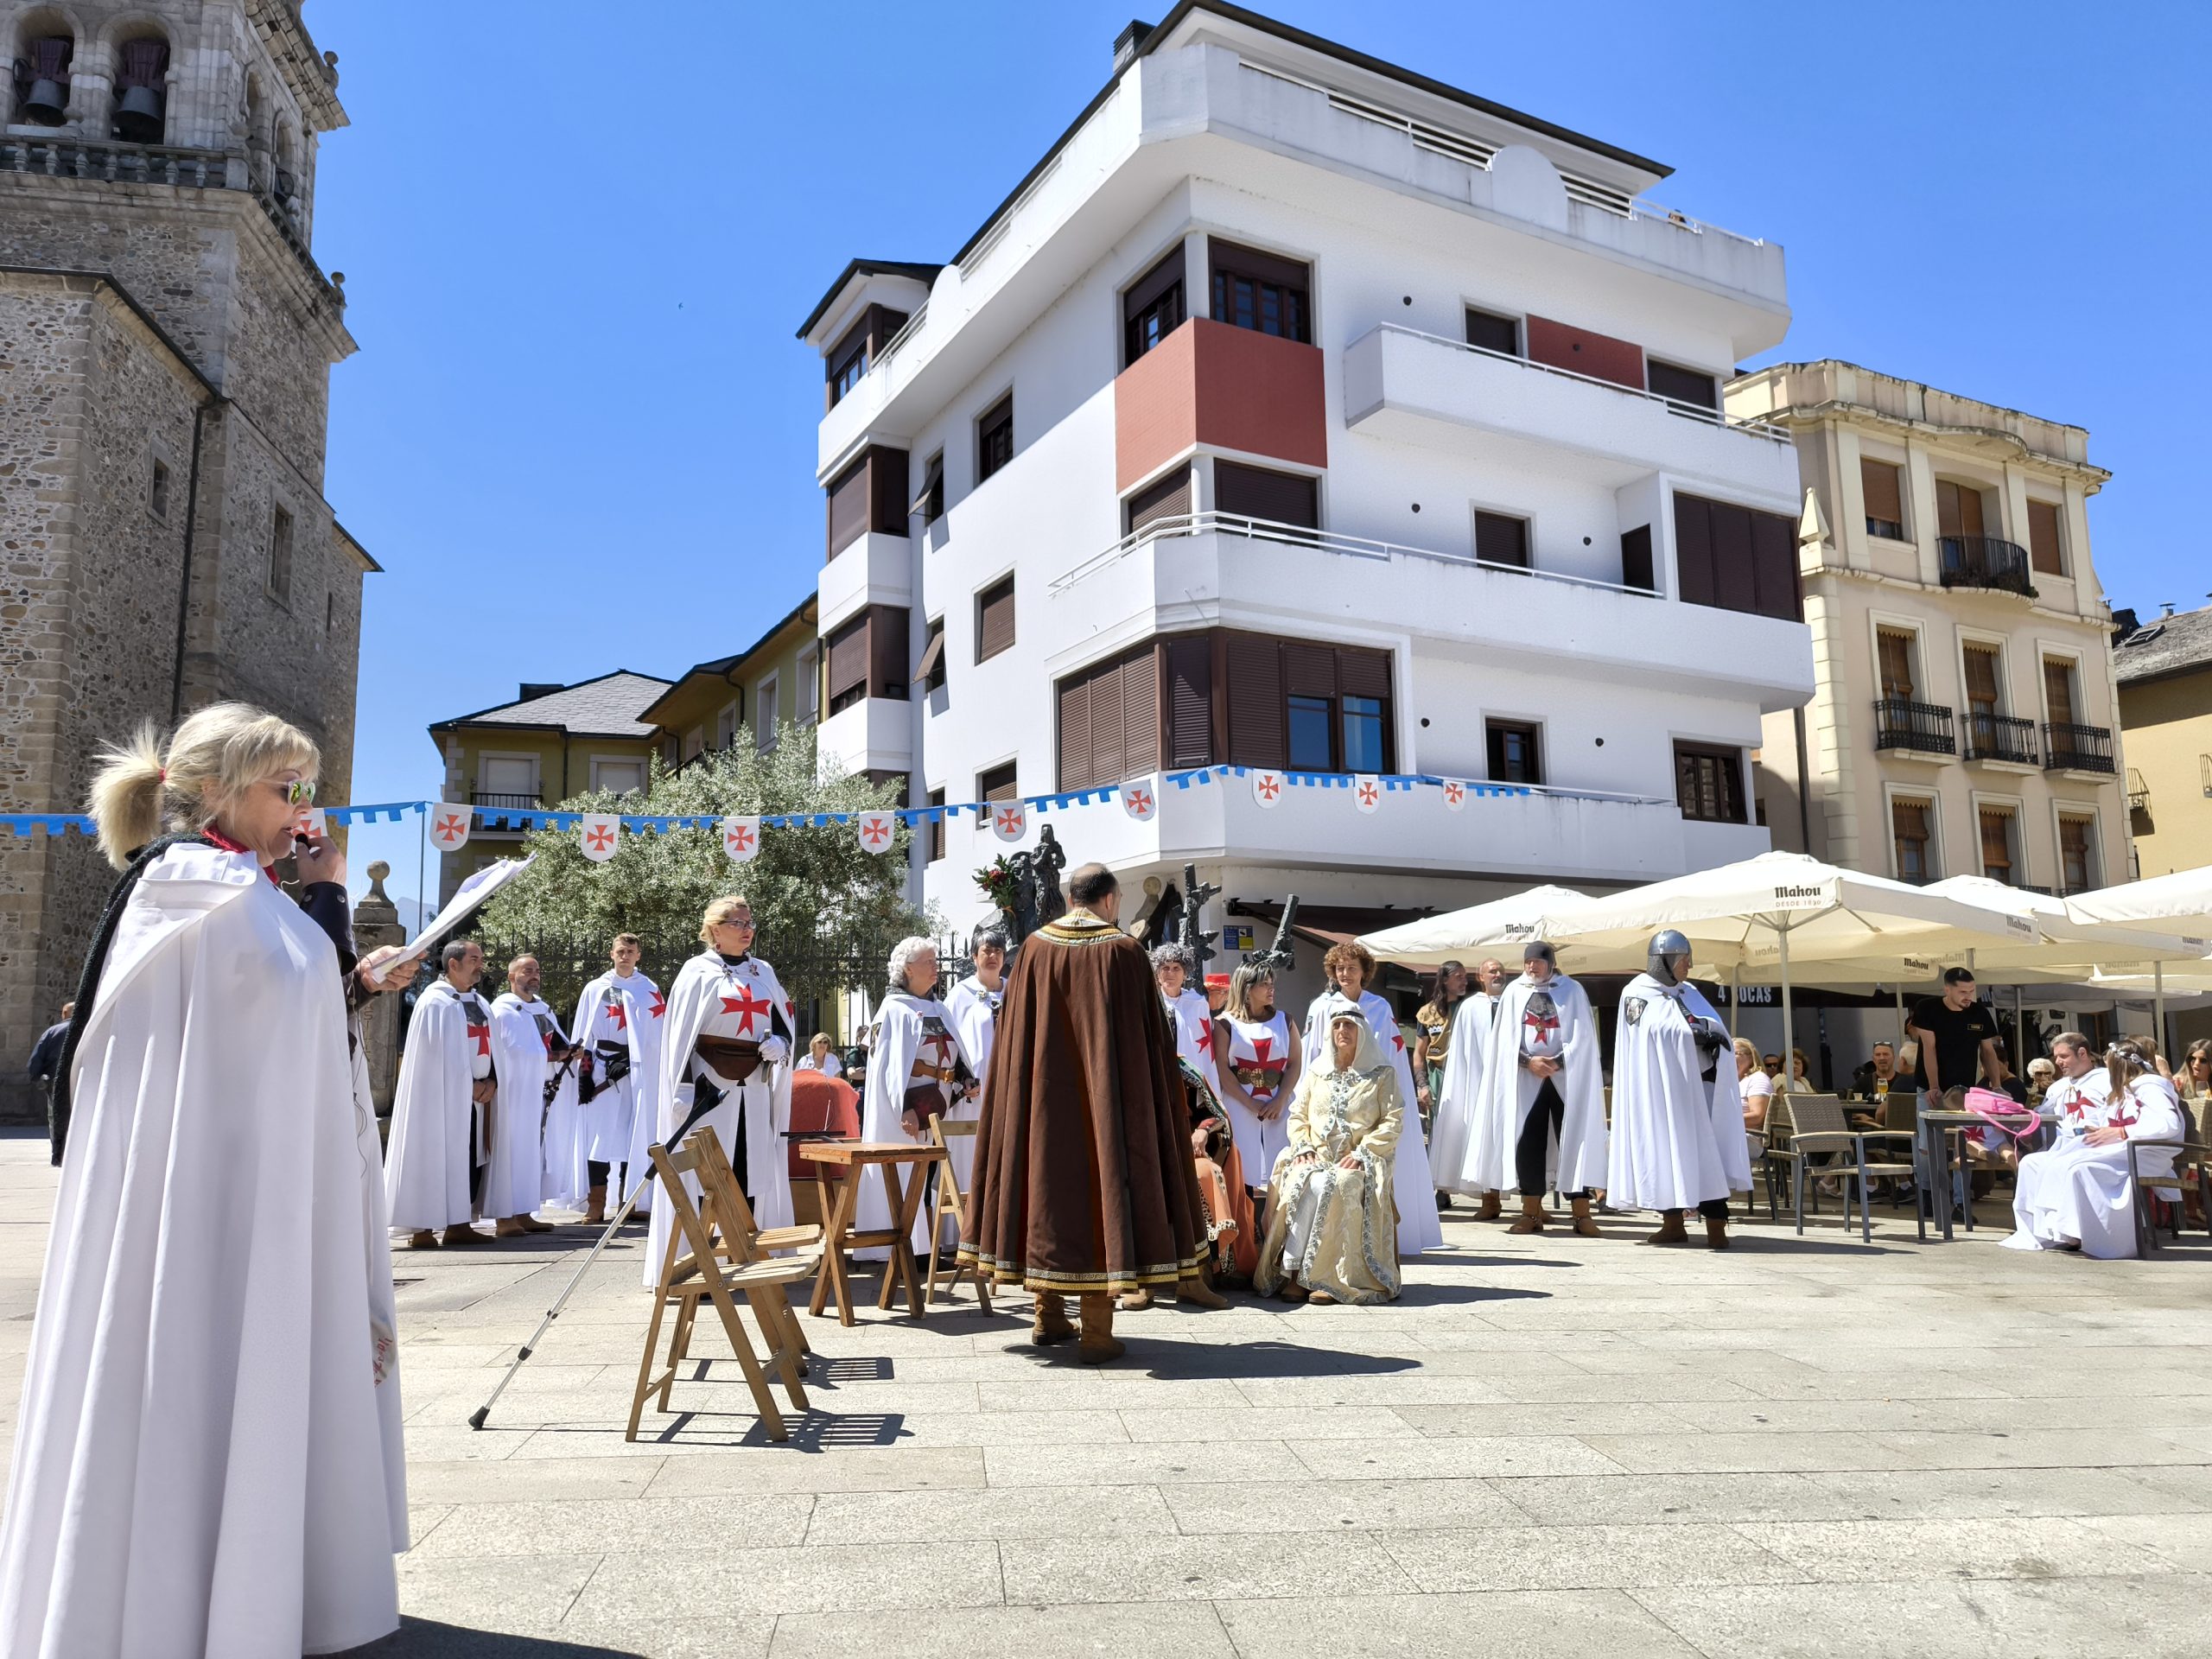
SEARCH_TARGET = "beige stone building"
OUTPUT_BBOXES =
[0,0,370,1119]
[1726,362,2126,894]
[2114,601,2212,880]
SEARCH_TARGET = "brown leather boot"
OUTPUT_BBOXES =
[405,1229,438,1249]
[493,1217,529,1238]
[1030,1292,1076,1344]
[1116,1286,1154,1312]
[1077,1294,1125,1364]
[1473,1190,1502,1222]
[582,1185,607,1225]
[1507,1194,1546,1234]
[440,1224,483,1247]
[1705,1214,1731,1250]
[1174,1273,1229,1309]
[1642,1209,1690,1245]
[1568,1196,1601,1238]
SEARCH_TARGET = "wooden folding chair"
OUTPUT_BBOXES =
[925,1116,993,1313]
[628,1128,817,1443]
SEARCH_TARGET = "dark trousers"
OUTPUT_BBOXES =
[1692,1198,1729,1221]
[1516,1077,1588,1198]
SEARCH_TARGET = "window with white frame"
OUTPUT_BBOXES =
[715,701,739,751]
[756,674,779,749]
[796,645,820,723]
[591,757,645,798]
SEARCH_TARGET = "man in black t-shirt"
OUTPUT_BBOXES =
[1907,968,2007,1099]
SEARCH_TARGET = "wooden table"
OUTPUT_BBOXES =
[798,1141,947,1325]
[1914,1108,2055,1242]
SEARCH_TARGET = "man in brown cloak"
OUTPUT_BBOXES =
[959,861,1225,1361]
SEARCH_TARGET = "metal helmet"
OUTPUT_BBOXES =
[1648,929,1693,986]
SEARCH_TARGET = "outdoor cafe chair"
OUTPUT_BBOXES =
[1766,1093,1915,1243]
[2131,1133,2212,1258]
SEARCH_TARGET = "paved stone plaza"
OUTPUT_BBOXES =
[3,1128,2208,1656]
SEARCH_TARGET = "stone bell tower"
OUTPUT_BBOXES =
[0,0,377,1121]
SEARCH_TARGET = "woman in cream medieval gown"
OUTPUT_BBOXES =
[1255,1002,1403,1306]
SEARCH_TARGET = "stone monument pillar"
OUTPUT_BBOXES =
[353,861,405,1113]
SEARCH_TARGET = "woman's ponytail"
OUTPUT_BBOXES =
[86,724,169,870]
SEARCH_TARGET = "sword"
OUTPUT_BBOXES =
[1250,893,1300,976]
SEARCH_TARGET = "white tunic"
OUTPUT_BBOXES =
[1304,989,1442,1256]
[572,971,651,1170]
[1463,970,1610,1198]
[385,978,494,1232]
[941,974,1002,1233]
[1164,986,1220,1093]
[1221,1008,1295,1183]
[1429,993,1498,1196]
[0,845,402,1658]
[512,997,587,1209]
[485,992,553,1218]
[1606,974,1753,1211]
[645,951,794,1287]
[614,971,665,1211]
[860,991,963,1256]
[2004,1071,2183,1260]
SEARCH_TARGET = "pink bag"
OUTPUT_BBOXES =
[1963,1086,2039,1146]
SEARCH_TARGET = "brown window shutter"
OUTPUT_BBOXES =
[1673,493,1714,608]
[1125,467,1192,535]
[1281,639,1336,698]
[869,448,910,536]
[911,624,945,686]
[976,576,1015,662]
[1877,629,1916,698]
[1123,246,1186,324]
[1860,459,1904,528]
[826,456,870,557]
[1475,512,1529,569]
[1090,656,1127,787]
[2043,658,2076,727]
[1620,524,1654,590]
[1225,632,1285,767]
[1646,359,1718,410]
[1979,809,2013,878]
[1463,308,1520,355]
[1963,646,2001,709]
[1337,646,1389,700]
[1121,646,1160,778]
[1749,508,1799,620]
[1057,673,1093,791]
[1166,634,1212,767]
[1710,499,1756,616]
[1892,798,1929,841]
[1215,461,1319,530]
[2027,500,2063,575]
[927,789,945,862]
[980,763,1019,804]
[1936,480,1962,538]
[827,613,868,701]
[868,603,907,698]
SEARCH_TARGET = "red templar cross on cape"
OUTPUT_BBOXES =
[721,986,773,1036]
[467,1019,491,1059]
[649,990,666,1020]
[605,996,627,1033]
[1522,994,1560,1049]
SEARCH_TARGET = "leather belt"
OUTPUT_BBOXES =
[696,1034,764,1084]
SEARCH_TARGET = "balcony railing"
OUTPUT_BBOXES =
[1052,509,1662,597]
[1872,697,1956,756]
[471,791,543,812]
[1938,535,2033,595]
[2043,722,2116,774]
[1962,711,2039,766]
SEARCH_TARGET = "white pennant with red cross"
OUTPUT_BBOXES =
[721,815,760,864]
[1119,776,1157,822]
[1352,774,1382,814]
[428,802,472,851]
[578,813,620,862]
[855,809,896,853]
[1250,769,1285,809]
[293,805,327,840]
[991,799,1027,842]
[1441,779,1468,812]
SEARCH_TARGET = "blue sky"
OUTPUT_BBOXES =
[315,0,2209,910]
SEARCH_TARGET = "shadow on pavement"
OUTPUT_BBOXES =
[340,1619,643,1657]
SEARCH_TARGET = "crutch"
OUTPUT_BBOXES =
[468,1077,725,1429]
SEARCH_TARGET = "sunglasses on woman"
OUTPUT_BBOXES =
[270,778,317,806]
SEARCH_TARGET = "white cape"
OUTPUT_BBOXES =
[1306,989,1443,1255]
[859,991,960,1256]
[1463,971,1610,1197]
[645,951,794,1287]
[619,973,665,1213]
[572,972,650,1171]
[2004,1072,2183,1260]
[384,978,484,1232]
[0,846,401,1658]
[1428,994,1498,1197]
[486,992,551,1218]
[1606,974,1753,1211]
[942,974,1002,1239]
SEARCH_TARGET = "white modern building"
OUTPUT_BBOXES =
[799,2,1815,946]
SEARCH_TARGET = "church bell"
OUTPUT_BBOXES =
[21,78,69,124]
[114,85,164,143]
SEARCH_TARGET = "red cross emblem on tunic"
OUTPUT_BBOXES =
[916,1028,957,1078]
[1392,1030,1406,1053]
[1196,1021,1214,1058]
[861,817,891,848]
[467,1019,491,1059]
[649,990,665,1020]
[721,986,773,1035]
[605,996,628,1033]
[2108,1103,2139,1129]
[1522,1006,1560,1046]
[1256,774,1282,801]
[433,812,467,844]
[585,823,615,854]
[1251,1035,1274,1065]
[1357,780,1380,808]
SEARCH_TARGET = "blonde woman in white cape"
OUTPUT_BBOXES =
[0,705,408,1659]
[645,895,795,1286]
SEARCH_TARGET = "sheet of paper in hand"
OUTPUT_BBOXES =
[389,855,535,969]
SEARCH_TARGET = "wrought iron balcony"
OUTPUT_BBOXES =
[2043,722,2115,774]
[1962,711,2039,766]
[1872,697,1956,756]
[470,792,543,819]
[1938,535,2032,595]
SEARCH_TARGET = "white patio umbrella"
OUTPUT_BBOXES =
[2063,867,2212,1048]
[1532,851,2031,1077]
[1359,884,1591,970]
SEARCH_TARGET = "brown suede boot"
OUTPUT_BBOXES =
[1705,1215,1731,1250]
[1473,1190,1502,1222]
[1568,1196,1601,1238]
[1077,1293,1125,1364]
[1507,1194,1546,1234]
[405,1229,438,1249]
[582,1185,607,1225]
[1030,1292,1075,1345]
[1174,1274,1229,1309]
[440,1224,484,1247]
[493,1217,529,1238]
[1116,1286,1154,1312]
[1642,1209,1690,1245]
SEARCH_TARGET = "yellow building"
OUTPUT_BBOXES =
[429,671,671,905]
[640,596,821,768]
[2115,602,2212,878]
[1726,361,2127,893]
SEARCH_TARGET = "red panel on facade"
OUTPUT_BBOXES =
[1114,319,1327,492]
[1524,315,1644,391]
